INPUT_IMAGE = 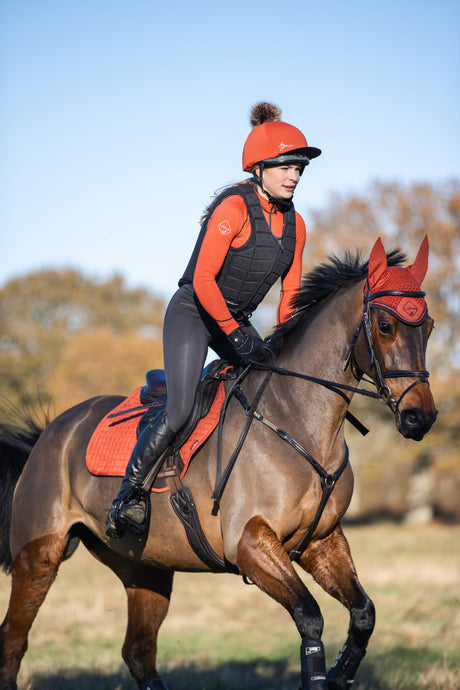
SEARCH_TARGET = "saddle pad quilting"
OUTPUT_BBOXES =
[86,383,225,492]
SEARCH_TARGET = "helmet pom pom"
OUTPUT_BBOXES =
[250,102,282,128]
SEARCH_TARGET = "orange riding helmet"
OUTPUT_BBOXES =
[242,102,321,171]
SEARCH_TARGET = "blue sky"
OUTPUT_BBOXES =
[1,0,459,301]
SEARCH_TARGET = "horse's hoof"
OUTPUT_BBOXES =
[142,677,169,690]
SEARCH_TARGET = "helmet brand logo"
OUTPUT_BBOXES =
[279,142,294,152]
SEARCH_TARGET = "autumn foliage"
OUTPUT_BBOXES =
[0,270,164,414]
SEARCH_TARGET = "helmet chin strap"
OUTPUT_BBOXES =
[252,163,293,212]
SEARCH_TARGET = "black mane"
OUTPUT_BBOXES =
[270,247,406,343]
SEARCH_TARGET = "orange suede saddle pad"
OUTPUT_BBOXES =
[86,383,225,492]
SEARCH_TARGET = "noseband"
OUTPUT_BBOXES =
[345,286,430,425]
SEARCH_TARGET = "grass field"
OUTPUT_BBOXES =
[0,522,459,690]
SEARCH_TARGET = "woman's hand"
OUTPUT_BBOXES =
[227,327,268,364]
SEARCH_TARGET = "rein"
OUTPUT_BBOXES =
[211,364,272,515]
[211,285,431,561]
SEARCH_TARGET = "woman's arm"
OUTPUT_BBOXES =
[193,195,249,335]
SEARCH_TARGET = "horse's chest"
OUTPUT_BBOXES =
[297,462,354,538]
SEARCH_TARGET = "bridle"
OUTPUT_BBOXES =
[344,285,430,427]
[210,281,432,563]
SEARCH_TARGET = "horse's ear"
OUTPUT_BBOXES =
[367,237,388,289]
[408,235,429,285]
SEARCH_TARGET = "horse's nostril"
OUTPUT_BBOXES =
[399,408,435,441]
[404,411,419,427]
[401,408,425,427]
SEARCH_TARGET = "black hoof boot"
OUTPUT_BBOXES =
[327,638,367,689]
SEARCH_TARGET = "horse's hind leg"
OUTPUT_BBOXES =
[300,524,375,690]
[237,515,328,690]
[0,533,66,690]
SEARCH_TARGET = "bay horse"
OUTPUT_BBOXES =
[0,238,437,690]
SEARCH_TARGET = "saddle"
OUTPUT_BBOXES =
[138,360,228,440]
[86,360,228,491]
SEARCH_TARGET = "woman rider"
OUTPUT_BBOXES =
[106,102,321,537]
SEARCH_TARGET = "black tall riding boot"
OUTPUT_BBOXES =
[105,411,175,538]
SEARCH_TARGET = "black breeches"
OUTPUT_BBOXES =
[162,285,257,432]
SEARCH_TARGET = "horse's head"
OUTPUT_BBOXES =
[353,236,437,440]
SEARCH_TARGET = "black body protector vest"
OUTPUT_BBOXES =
[179,181,297,321]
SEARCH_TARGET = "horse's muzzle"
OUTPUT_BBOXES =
[398,407,438,441]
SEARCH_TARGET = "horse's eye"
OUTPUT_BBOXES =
[378,321,393,335]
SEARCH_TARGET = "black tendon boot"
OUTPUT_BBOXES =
[300,638,328,690]
[105,412,175,538]
[327,638,367,689]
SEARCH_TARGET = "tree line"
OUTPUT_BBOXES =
[0,271,165,412]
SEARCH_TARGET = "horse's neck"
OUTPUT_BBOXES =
[275,284,363,453]
[286,284,362,378]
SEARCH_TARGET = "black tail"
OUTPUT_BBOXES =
[0,405,47,574]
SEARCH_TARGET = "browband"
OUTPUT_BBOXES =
[365,289,426,302]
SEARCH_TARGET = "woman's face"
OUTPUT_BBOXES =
[259,164,302,200]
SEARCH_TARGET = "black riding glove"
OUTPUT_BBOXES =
[227,327,268,364]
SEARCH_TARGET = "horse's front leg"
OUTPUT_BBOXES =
[123,572,173,690]
[300,524,375,690]
[237,515,328,690]
[84,533,173,690]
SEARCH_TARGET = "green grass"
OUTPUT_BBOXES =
[0,522,459,689]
